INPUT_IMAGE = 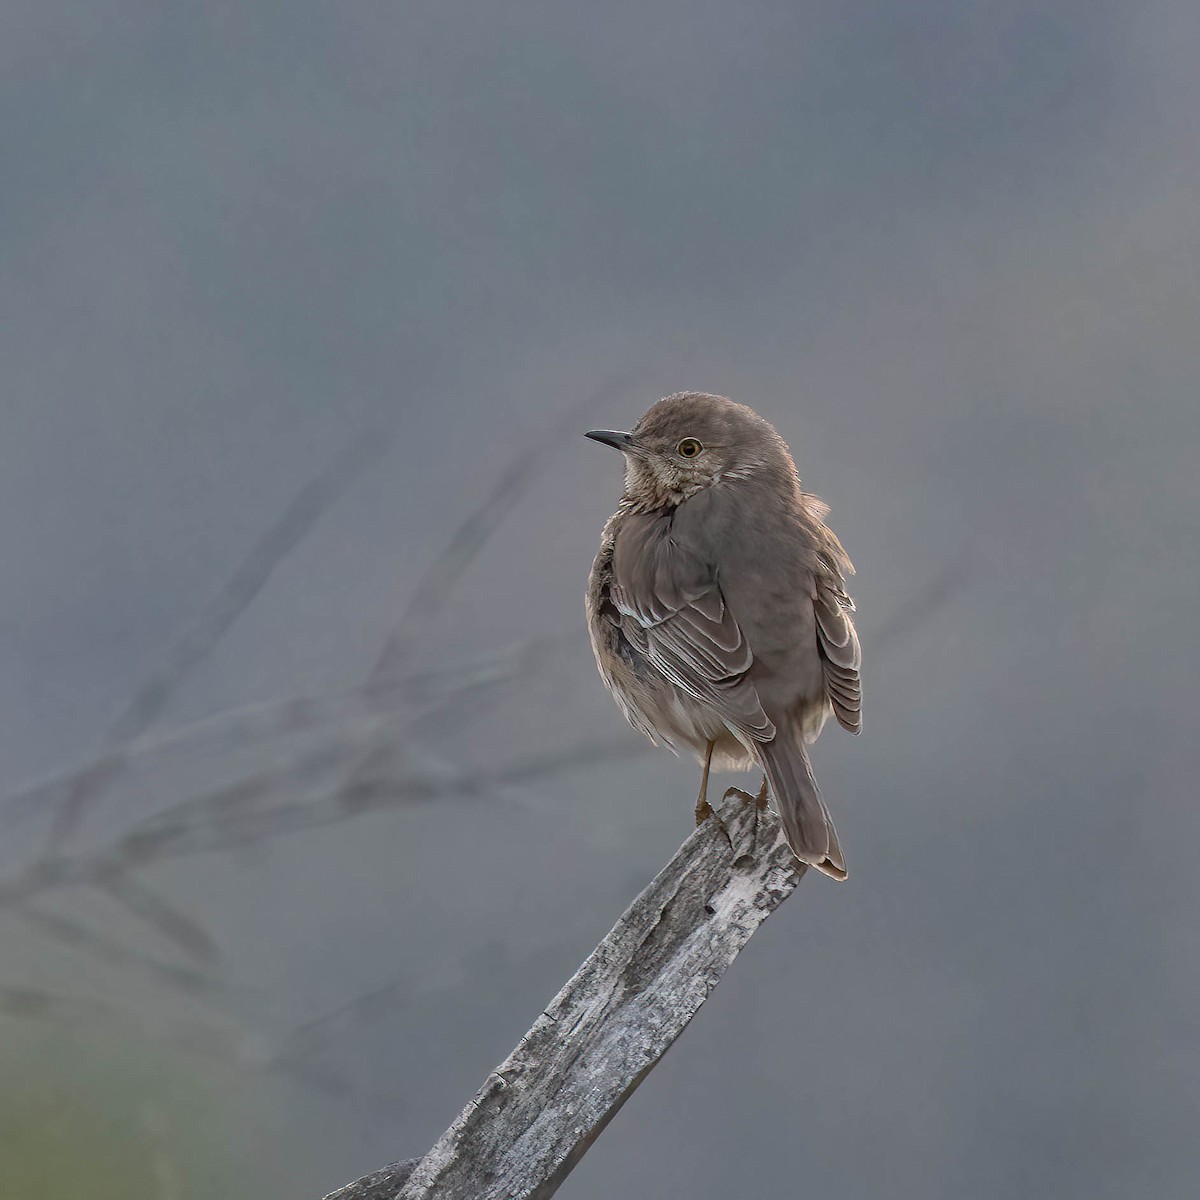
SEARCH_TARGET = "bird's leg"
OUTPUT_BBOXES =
[694,740,716,825]
[755,773,770,810]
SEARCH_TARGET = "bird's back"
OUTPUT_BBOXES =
[669,473,834,722]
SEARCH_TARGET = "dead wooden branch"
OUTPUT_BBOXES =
[324,1160,417,1200]
[323,787,804,1200]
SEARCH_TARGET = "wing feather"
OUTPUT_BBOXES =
[611,516,775,743]
[813,535,862,734]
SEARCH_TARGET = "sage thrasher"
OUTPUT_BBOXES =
[585,392,861,879]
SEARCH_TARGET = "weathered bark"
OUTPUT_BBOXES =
[324,1160,417,1200]
[323,788,804,1200]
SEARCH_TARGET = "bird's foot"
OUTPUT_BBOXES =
[720,780,770,860]
[697,785,734,851]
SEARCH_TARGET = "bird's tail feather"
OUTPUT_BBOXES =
[760,740,847,881]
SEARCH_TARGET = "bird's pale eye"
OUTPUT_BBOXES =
[676,438,703,459]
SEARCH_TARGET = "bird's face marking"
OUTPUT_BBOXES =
[622,427,725,505]
[593,392,792,510]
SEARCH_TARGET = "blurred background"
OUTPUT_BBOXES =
[2,2,1198,1196]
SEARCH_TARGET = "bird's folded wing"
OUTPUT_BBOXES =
[610,527,774,743]
[813,534,862,734]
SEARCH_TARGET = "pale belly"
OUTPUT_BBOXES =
[607,648,832,771]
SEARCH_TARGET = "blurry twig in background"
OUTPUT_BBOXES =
[365,370,644,695]
[0,384,650,1121]
[90,870,219,964]
[37,430,388,861]
[864,542,974,654]
[328,374,650,883]
[0,735,646,906]
[2,431,388,985]
[0,631,576,835]
[11,901,248,1002]
[0,379,648,1063]
[0,985,130,1027]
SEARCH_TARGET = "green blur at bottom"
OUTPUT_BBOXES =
[1,1026,293,1200]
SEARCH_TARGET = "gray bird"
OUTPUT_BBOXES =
[585,392,861,879]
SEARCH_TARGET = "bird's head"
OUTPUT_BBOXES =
[586,391,796,510]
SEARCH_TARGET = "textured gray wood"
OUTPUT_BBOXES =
[323,1159,417,1200]
[322,787,804,1200]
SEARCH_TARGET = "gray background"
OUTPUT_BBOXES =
[2,3,1198,1197]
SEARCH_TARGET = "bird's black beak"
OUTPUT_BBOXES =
[585,429,634,451]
